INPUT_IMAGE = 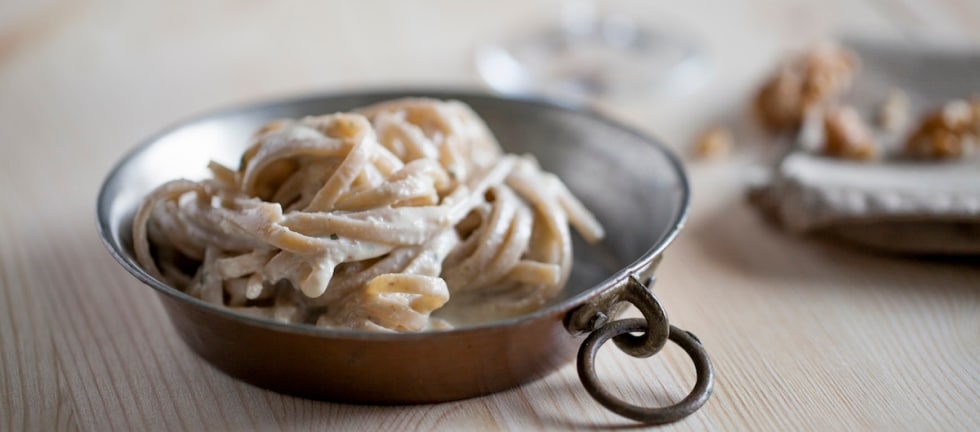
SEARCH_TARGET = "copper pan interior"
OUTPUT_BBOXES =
[96,90,689,403]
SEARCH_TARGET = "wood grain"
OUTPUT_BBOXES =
[1,0,978,431]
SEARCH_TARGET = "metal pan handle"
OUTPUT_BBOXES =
[569,276,714,424]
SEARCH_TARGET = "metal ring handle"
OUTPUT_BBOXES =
[577,318,714,424]
[613,277,669,357]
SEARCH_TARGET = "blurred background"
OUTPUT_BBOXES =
[3,0,977,154]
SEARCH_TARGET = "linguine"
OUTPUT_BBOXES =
[133,98,604,332]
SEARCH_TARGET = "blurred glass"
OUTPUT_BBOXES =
[475,0,708,101]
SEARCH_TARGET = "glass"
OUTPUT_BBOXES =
[475,0,708,101]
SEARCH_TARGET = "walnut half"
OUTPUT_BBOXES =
[692,127,733,160]
[754,42,859,132]
[822,106,877,161]
[904,99,980,159]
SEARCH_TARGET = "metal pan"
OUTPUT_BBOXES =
[96,90,713,424]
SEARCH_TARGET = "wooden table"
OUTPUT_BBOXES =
[2,1,977,430]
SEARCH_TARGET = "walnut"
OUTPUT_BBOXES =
[904,99,980,159]
[822,107,877,161]
[692,127,733,160]
[754,42,859,131]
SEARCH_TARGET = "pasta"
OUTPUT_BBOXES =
[133,98,604,332]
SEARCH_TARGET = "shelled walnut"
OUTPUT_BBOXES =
[754,42,859,132]
[904,99,980,159]
[692,127,733,160]
[822,106,877,161]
